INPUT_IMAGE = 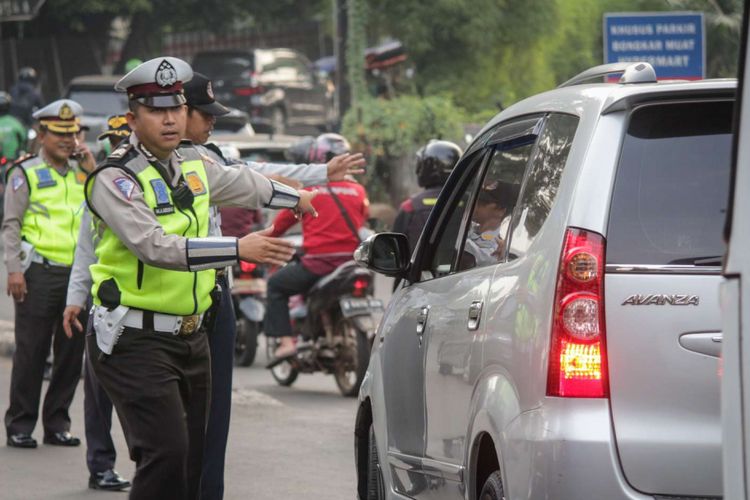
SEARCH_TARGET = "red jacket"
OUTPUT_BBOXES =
[272,181,368,273]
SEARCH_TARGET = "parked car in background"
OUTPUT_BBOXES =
[354,62,733,500]
[722,3,750,499]
[65,75,127,154]
[192,48,332,134]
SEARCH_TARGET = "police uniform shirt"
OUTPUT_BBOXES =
[66,208,98,308]
[88,133,277,271]
[2,154,83,273]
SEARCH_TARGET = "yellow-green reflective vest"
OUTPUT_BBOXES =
[88,147,215,315]
[13,157,87,266]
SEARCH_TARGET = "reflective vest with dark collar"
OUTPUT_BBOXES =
[85,143,215,316]
[8,156,87,266]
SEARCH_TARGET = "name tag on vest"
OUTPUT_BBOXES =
[150,178,175,216]
[36,168,57,188]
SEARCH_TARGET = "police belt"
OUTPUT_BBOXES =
[30,253,70,268]
[121,309,203,336]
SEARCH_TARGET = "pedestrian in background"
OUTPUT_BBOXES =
[3,99,95,449]
[9,67,44,127]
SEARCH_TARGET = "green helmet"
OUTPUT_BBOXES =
[125,58,143,73]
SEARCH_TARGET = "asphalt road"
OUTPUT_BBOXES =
[0,338,362,499]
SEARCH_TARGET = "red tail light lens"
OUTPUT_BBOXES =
[352,277,370,297]
[240,261,257,273]
[547,228,608,398]
[234,86,263,96]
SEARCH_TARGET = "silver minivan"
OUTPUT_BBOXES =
[354,62,733,499]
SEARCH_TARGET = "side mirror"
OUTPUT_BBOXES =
[354,232,409,278]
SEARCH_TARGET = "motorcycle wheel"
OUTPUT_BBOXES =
[334,318,370,397]
[266,337,299,387]
[234,318,259,367]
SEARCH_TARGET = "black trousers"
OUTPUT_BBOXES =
[4,263,85,437]
[89,327,210,500]
[263,262,321,338]
[200,275,235,500]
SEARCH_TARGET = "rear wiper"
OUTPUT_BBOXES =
[667,255,723,266]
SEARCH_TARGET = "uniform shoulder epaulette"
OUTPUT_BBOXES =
[12,153,36,167]
[179,139,194,146]
[203,142,227,163]
[106,143,136,164]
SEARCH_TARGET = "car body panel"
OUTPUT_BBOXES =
[722,8,750,499]
[419,266,489,496]
[606,273,722,496]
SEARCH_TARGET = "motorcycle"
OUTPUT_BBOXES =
[266,260,383,397]
[232,260,266,367]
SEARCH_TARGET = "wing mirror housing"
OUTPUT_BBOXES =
[354,232,410,278]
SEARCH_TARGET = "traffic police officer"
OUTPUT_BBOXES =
[84,57,315,499]
[3,99,95,448]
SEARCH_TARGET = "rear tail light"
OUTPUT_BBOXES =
[234,85,263,96]
[240,261,257,273]
[352,277,370,297]
[547,227,608,398]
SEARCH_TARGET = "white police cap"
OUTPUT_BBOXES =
[115,56,193,108]
[32,99,83,133]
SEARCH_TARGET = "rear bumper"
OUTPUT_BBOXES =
[501,398,653,500]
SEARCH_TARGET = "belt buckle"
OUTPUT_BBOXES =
[179,315,199,336]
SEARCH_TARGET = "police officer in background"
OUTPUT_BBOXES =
[62,115,133,491]
[84,57,316,499]
[3,99,95,449]
[182,72,366,500]
[392,140,462,250]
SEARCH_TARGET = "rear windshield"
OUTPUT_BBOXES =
[192,53,254,78]
[607,99,733,268]
[67,89,128,117]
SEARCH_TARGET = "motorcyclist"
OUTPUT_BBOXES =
[9,67,44,127]
[265,134,369,362]
[0,91,27,165]
[392,140,462,251]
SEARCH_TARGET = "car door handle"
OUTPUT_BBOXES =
[416,306,430,335]
[467,301,483,331]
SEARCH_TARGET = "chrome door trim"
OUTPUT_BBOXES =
[421,457,464,482]
[605,264,722,275]
[387,452,464,482]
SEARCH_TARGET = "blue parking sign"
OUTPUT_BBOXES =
[604,12,704,80]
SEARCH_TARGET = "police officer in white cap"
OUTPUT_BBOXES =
[3,99,95,449]
[84,57,316,499]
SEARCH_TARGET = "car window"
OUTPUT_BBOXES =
[192,54,254,78]
[67,89,128,116]
[457,142,531,271]
[607,100,733,268]
[424,152,486,279]
[507,113,579,260]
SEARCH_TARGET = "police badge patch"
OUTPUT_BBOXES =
[59,104,74,120]
[113,177,136,200]
[150,178,175,215]
[36,168,57,188]
[184,172,206,195]
[11,175,24,191]
[155,59,178,88]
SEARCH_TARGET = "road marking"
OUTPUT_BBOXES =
[232,388,283,407]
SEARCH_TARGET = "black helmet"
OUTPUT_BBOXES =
[416,140,462,188]
[18,67,37,83]
[285,133,351,164]
[0,91,10,113]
